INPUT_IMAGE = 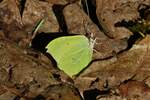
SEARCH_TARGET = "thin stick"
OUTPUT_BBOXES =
[28,17,45,47]
[31,17,45,39]
[85,0,90,17]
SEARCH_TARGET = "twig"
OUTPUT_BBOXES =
[84,0,90,17]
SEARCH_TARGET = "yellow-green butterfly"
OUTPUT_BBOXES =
[46,35,94,77]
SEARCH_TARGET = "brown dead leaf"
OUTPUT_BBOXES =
[0,30,5,39]
[119,81,150,99]
[97,95,125,100]
[96,0,150,39]
[40,83,82,100]
[75,35,150,96]
[0,0,23,36]
[0,38,82,99]
[63,3,128,59]
[22,0,59,33]
[43,0,68,5]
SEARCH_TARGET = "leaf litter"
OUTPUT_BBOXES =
[0,0,149,99]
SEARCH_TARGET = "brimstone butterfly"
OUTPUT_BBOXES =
[46,35,94,77]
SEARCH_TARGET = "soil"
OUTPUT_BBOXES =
[0,0,150,100]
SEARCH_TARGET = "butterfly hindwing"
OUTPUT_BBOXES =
[46,35,92,77]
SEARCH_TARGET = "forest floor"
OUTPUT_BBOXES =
[0,0,150,100]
